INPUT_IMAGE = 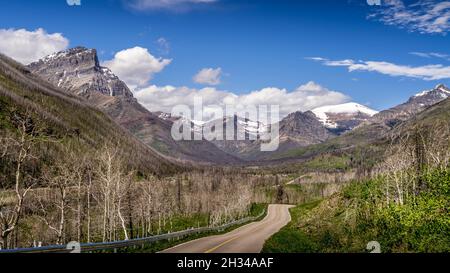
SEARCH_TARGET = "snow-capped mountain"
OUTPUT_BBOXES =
[158,114,270,140]
[370,84,450,127]
[206,115,270,157]
[414,84,450,99]
[311,102,378,133]
[216,116,269,139]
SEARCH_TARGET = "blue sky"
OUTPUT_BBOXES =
[0,0,449,115]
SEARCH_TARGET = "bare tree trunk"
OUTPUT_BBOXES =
[87,172,92,243]
[0,114,38,249]
[77,179,82,242]
[117,198,129,240]
[57,188,66,245]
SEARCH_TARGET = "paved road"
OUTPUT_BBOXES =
[161,204,293,253]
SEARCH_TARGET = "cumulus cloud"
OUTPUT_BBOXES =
[369,0,450,35]
[102,46,171,89]
[193,67,222,85]
[0,28,69,64]
[125,0,217,11]
[309,57,450,81]
[135,81,350,121]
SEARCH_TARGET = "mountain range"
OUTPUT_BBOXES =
[27,47,241,165]
[23,47,450,165]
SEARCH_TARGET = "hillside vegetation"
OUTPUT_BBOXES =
[264,100,450,253]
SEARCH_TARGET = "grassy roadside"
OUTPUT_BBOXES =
[120,203,268,253]
[263,172,450,253]
[262,200,322,253]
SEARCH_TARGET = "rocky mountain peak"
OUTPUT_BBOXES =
[412,84,450,101]
[42,47,98,66]
[370,84,450,127]
[27,47,134,99]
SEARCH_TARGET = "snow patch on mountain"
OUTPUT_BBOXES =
[312,102,378,128]
[415,84,450,98]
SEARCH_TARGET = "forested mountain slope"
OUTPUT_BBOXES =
[0,53,182,176]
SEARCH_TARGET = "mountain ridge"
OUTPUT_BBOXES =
[27,47,242,165]
[0,52,181,175]
[368,84,450,128]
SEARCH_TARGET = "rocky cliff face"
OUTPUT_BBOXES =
[28,47,134,99]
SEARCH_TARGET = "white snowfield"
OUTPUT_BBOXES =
[311,102,379,128]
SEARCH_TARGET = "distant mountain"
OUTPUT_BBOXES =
[391,96,450,138]
[27,47,241,164]
[279,111,336,146]
[260,84,450,162]
[369,84,450,128]
[200,115,269,140]
[157,104,376,160]
[207,115,269,158]
[159,114,270,160]
[192,111,338,160]
[311,103,378,134]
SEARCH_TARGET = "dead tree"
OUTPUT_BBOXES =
[0,112,40,249]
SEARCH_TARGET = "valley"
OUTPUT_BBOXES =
[1,47,449,253]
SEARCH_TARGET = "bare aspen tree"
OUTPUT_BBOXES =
[95,144,133,241]
[0,111,40,249]
[116,171,133,241]
[379,135,415,205]
[96,145,118,242]
[84,159,93,243]
[38,148,79,245]
[423,122,450,171]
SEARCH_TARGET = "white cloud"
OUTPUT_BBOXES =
[102,46,171,89]
[310,57,450,81]
[369,0,450,35]
[135,81,350,121]
[126,0,217,11]
[0,28,69,64]
[410,51,450,61]
[193,67,222,85]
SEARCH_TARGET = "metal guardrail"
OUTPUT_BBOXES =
[0,210,266,253]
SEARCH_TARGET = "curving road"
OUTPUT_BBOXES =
[161,204,293,253]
